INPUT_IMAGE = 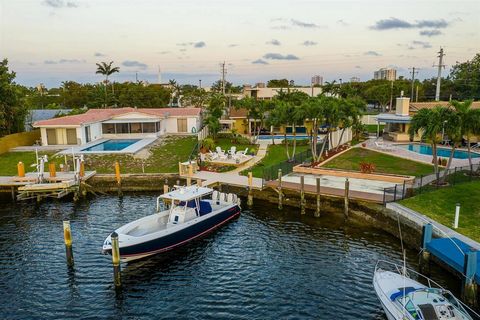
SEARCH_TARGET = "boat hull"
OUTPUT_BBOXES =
[106,205,240,262]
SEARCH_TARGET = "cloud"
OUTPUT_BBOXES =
[176,41,206,48]
[122,60,148,69]
[355,65,362,69]
[291,19,323,29]
[157,51,170,54]
[179,48,187,52]
[44,59,85,64]
[252,59,268,65]
[364,51,381,56]
[412,40,432,48]
[94,52,106,57]
[337,19,349,26]
[419,29,442,37]
[266,39,281,46]
[228,44,238,47]
[42,0,78,8]
[302,40,317,46]
[370,17,449,30]
[272,25,290,30]
[263,53,299,60]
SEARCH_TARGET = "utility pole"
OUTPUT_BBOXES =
[434,47,445,101]
[199,79,202,89]
[409,67,419,101]
[220,61,226,95]
[158,66,161,84]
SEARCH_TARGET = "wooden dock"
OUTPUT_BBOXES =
[0,171,96,200]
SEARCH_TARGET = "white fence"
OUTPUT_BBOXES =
[329,127,352,150]
[197,126,209,141]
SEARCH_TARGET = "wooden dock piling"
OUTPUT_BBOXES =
[111,232,121,288]
[63,221,74,267]
[247,172,253,206]
[187,164,192,186]
[300,175,305,215]
[344,178,349,219]
[49,163,56,178]
[114,161,122,197]
[315,177,321,218]
[17,162,25,178]
[277,169,283,210]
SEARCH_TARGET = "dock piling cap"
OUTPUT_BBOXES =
[111,231,118,238]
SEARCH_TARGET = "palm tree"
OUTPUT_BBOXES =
[298,96,325,162]
[409,107,450,178]
[335,97,366,151]
[441,110,460,182]
[450,100,478,171]
[95,61,119,108]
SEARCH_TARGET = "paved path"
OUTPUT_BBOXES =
[387,202,480,250]
[230,140,269,173]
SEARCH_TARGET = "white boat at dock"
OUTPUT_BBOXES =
[103,185,241,262]
[373,260,478,320]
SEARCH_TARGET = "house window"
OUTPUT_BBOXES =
[85,126,91,143]
[46,129,57,145]
[130,123,142,133]
[155,121,161,132]
[66,129,77,144]
[115,123,129,134]
[102,123,115,134]
[142,122,156,133]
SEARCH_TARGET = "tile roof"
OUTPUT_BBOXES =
[33,107,201,126]
[229,108,248,118]
[410,101,480,112]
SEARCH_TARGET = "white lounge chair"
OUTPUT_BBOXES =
[236,148,249,158]
[228,146,237,156]
[472,143,480,150]
[375,140,394,151]
[207,151,218,160]
[215,147,227,160]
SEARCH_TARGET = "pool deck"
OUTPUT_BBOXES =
[58,137,157,155]
[365,138,480,168]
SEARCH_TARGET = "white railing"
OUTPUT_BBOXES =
[197,126,209,141]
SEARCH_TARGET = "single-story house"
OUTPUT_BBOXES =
[33,107,202,146]
[376,98,480,142]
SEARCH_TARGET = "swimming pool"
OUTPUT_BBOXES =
[398,144,480,159]
[258,135,320,140]
[81,139,140,152]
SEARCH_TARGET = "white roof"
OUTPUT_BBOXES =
[160,186,213,201]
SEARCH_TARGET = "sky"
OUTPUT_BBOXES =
[1,0,479,88]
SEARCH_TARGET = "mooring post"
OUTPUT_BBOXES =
[344,178,349,219]
[176,179,180,187]
[163,178,169,194]
[115,161,122,197]
[111,232,121,288]
[187,164,193,186]
[420,223,432,274]
[49,162,56,178]
[300,175,305,215]
[278,169,283,210]
[247,171,253,206]
[79,161,84,178]
[454,203,460,229]
[63,221,74,267]
[17,161,25,178]
[315,177,321,218]
[462,250,478,307]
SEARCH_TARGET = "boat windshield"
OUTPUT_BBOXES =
[399,297,422,320]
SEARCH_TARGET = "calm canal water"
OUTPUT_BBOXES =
[0,194,460,319]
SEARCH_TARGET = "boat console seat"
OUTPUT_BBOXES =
[199,200,212,216]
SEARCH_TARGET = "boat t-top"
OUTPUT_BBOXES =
[373,260,477,320]
[103,185,241,262]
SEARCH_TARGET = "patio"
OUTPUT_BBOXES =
[201,146,253,167]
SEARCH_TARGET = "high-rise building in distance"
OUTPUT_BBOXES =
[311,75,323,86]
[373,68,397,81]
[350,77,360,83]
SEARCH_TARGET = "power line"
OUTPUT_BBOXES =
[409,67,419,101]
[220,61,226,95]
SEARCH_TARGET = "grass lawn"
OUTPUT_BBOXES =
[0,136,197,175]
[84,136,197,174]
[243,143,310,178]
[213,137,258,155]
[322,147,434,177]
[365,124,384,134]
[400,181,480,242]
[0,151,56,176]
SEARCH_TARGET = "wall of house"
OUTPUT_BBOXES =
[187,117,198,133]
[40,127,48,146]
[233,119,247,134]
[164,118,178,133]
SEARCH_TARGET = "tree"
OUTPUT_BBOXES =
[364,83,391,112]
[409,107,451,178]
[267,79,289,88]
[449,53,480,100]
[182,87,209,107]
[205,94,225,139]
[0,59,27,136]
[441,109,461,182]
[95,61,120,107]
[335,97,366,151]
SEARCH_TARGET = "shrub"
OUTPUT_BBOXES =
[200,138,215,151]
[359,162,376,174]
[441,158,447,166]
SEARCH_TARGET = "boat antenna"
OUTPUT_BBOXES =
[396,212,407,318]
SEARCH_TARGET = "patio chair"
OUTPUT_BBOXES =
[236,148,249,158]
[228,146,237,156]
[215,147,227,160]
[472,143,480,150]
[207,151,218,161]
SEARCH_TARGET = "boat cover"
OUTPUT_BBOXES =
[390,287,417,301]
